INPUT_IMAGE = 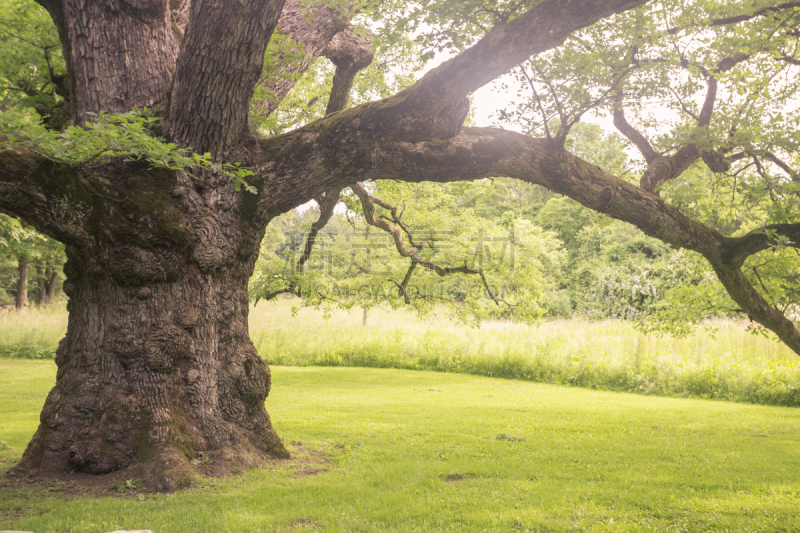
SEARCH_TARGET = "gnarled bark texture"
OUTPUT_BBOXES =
[6,155,288,491]
[3,0,314,490]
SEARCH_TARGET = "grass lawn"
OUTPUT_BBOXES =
[2,359,800,532]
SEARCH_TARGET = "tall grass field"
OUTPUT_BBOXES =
[2,301,799,405]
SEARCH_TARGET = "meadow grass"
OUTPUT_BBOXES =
[251,300,800,407]
[0,305,67,359]
[2,359,800,532]
[2,301,800,405]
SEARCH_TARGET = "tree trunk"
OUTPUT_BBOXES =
[15,257,28,310]
[36,262,47,306]
[10,161,289,490]
[362,307,368,326]
[15,243,288,491]
[45,266,58,305]
[35,0,180,123]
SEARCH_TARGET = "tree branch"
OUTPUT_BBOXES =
[296,188,341,274]
[519,65,552,141]
[638,53,754,187]
[762,151,799,182]
[372,198,422,250]
[169,0,287,158]
[697,53,750,127]
[255,287,298,304]
[350,183,476,277]
[639,145,701,193]
[0,147,88,245]
[323,28,374,115]
[727,224,800,265]
[711,265,800,358]
[295,0,653,143]
[780,52,800,66]
[287,25,374,276]
[391,260,417,304]
[612,90,658,164]
[252,0,351,120]
[667,1,800,33]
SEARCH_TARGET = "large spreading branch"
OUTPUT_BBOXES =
[284,0,654,144]
[402,0,651,114]
[255,123,800,354]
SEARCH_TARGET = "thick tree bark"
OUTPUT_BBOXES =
[9,161,288,490]
[3,0,344,488]
[168,0,287,156]
[16,257,29,310]
[17,247,286,490]
[35,0,180,121]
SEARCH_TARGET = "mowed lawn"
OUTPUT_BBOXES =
[1,359,800,532]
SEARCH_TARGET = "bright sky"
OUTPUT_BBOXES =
[425,50,618,135]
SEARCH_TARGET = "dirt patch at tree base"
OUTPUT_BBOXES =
[0,443,330,500]
[263,442,330,479]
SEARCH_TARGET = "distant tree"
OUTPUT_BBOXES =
[0,214,64,308]
[252,180,566,323]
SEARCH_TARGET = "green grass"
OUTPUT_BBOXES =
[2,301,800,405]
[2,359,800,532]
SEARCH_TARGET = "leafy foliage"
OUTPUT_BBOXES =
[0,110,258,193]
[0,0,68,129]
[251,179,566,324]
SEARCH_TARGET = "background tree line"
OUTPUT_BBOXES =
[0,214,64,309]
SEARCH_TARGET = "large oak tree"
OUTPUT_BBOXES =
[1,0,798,490]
